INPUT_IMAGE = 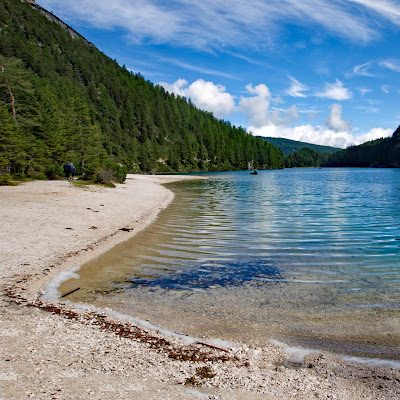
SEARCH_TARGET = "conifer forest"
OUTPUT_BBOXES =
[0,0,284,182]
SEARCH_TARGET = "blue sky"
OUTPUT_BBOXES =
[37,0,400,148]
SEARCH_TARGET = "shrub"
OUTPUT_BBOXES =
[95,162,127,186]
[0,174,15,186]
[45,164,64,180]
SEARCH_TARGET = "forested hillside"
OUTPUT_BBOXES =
[285,148,330,168]
[325,127,400,168]
[0,0,284,181]
[261,137,338,156]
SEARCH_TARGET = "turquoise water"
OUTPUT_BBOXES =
[64,168,400,359]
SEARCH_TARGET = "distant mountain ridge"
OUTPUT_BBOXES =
[260,137,339,156]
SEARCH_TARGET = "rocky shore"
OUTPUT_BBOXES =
[0,175,399,399]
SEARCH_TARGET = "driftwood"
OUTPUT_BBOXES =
[195,341,230,353]
[60,287,80,298]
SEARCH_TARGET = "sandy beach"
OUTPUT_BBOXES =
[0,175,399,400]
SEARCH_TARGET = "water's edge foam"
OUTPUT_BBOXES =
[42,265,400,370]
[41,266,235,350]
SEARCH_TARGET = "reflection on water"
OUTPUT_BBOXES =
[60,168,400,359]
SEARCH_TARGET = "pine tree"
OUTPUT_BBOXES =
[0,102,18,173]
[63,97,104,177]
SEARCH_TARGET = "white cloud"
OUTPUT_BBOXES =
[247,99,391,148]
[249,124,392,148]
[158,78,188,96]
[186,80,235,118]
[316,79,352,100]
[379,59,400,72]
[159,80,302,126]
[325,104,351,132]
[356,127,393,143]
[37,0,400,51]
[270,105,301,126]
[286,77,309,98]
[285,105,301,122]
[159,79,235,118]
[239,84,272,127]
[238,84,304,127]
[158,79,390,149]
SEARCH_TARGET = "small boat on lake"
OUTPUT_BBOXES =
[250,170,258,175]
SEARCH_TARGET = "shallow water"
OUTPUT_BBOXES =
[60,168,400,359]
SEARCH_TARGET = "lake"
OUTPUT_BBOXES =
[60,168,400,360]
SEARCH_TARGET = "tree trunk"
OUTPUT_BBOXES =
[0,64,17,125]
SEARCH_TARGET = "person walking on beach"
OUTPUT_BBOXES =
[63,162,76,180]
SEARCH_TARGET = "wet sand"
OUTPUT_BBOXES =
[0,175,399,399]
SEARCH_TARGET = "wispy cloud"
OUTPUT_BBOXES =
[381,85,390,93]
[224,51,267,66]
[286,77,309,98]
[355,105,379,113]
[316,80,352,101]
[351,61,375,77]
[38,0,400,51]
[159,57,239,80]
[348,0,400,25]
[379,59,400,72]
[359,88,372,96]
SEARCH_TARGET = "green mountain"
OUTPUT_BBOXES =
[0,0,284,182]
[261,137,339,156]
[325,127,400,168]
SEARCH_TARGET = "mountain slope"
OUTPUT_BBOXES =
[0,0,284,179]
[284,147,331,168]
[325,127,400,167]
[260,137,339,155]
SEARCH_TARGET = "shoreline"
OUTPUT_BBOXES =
[1,175,399,399]
[43,263,400,370]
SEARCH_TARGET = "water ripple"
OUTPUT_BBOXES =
[64,168,400,359]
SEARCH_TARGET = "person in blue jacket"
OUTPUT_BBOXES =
[63,162,76,180]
